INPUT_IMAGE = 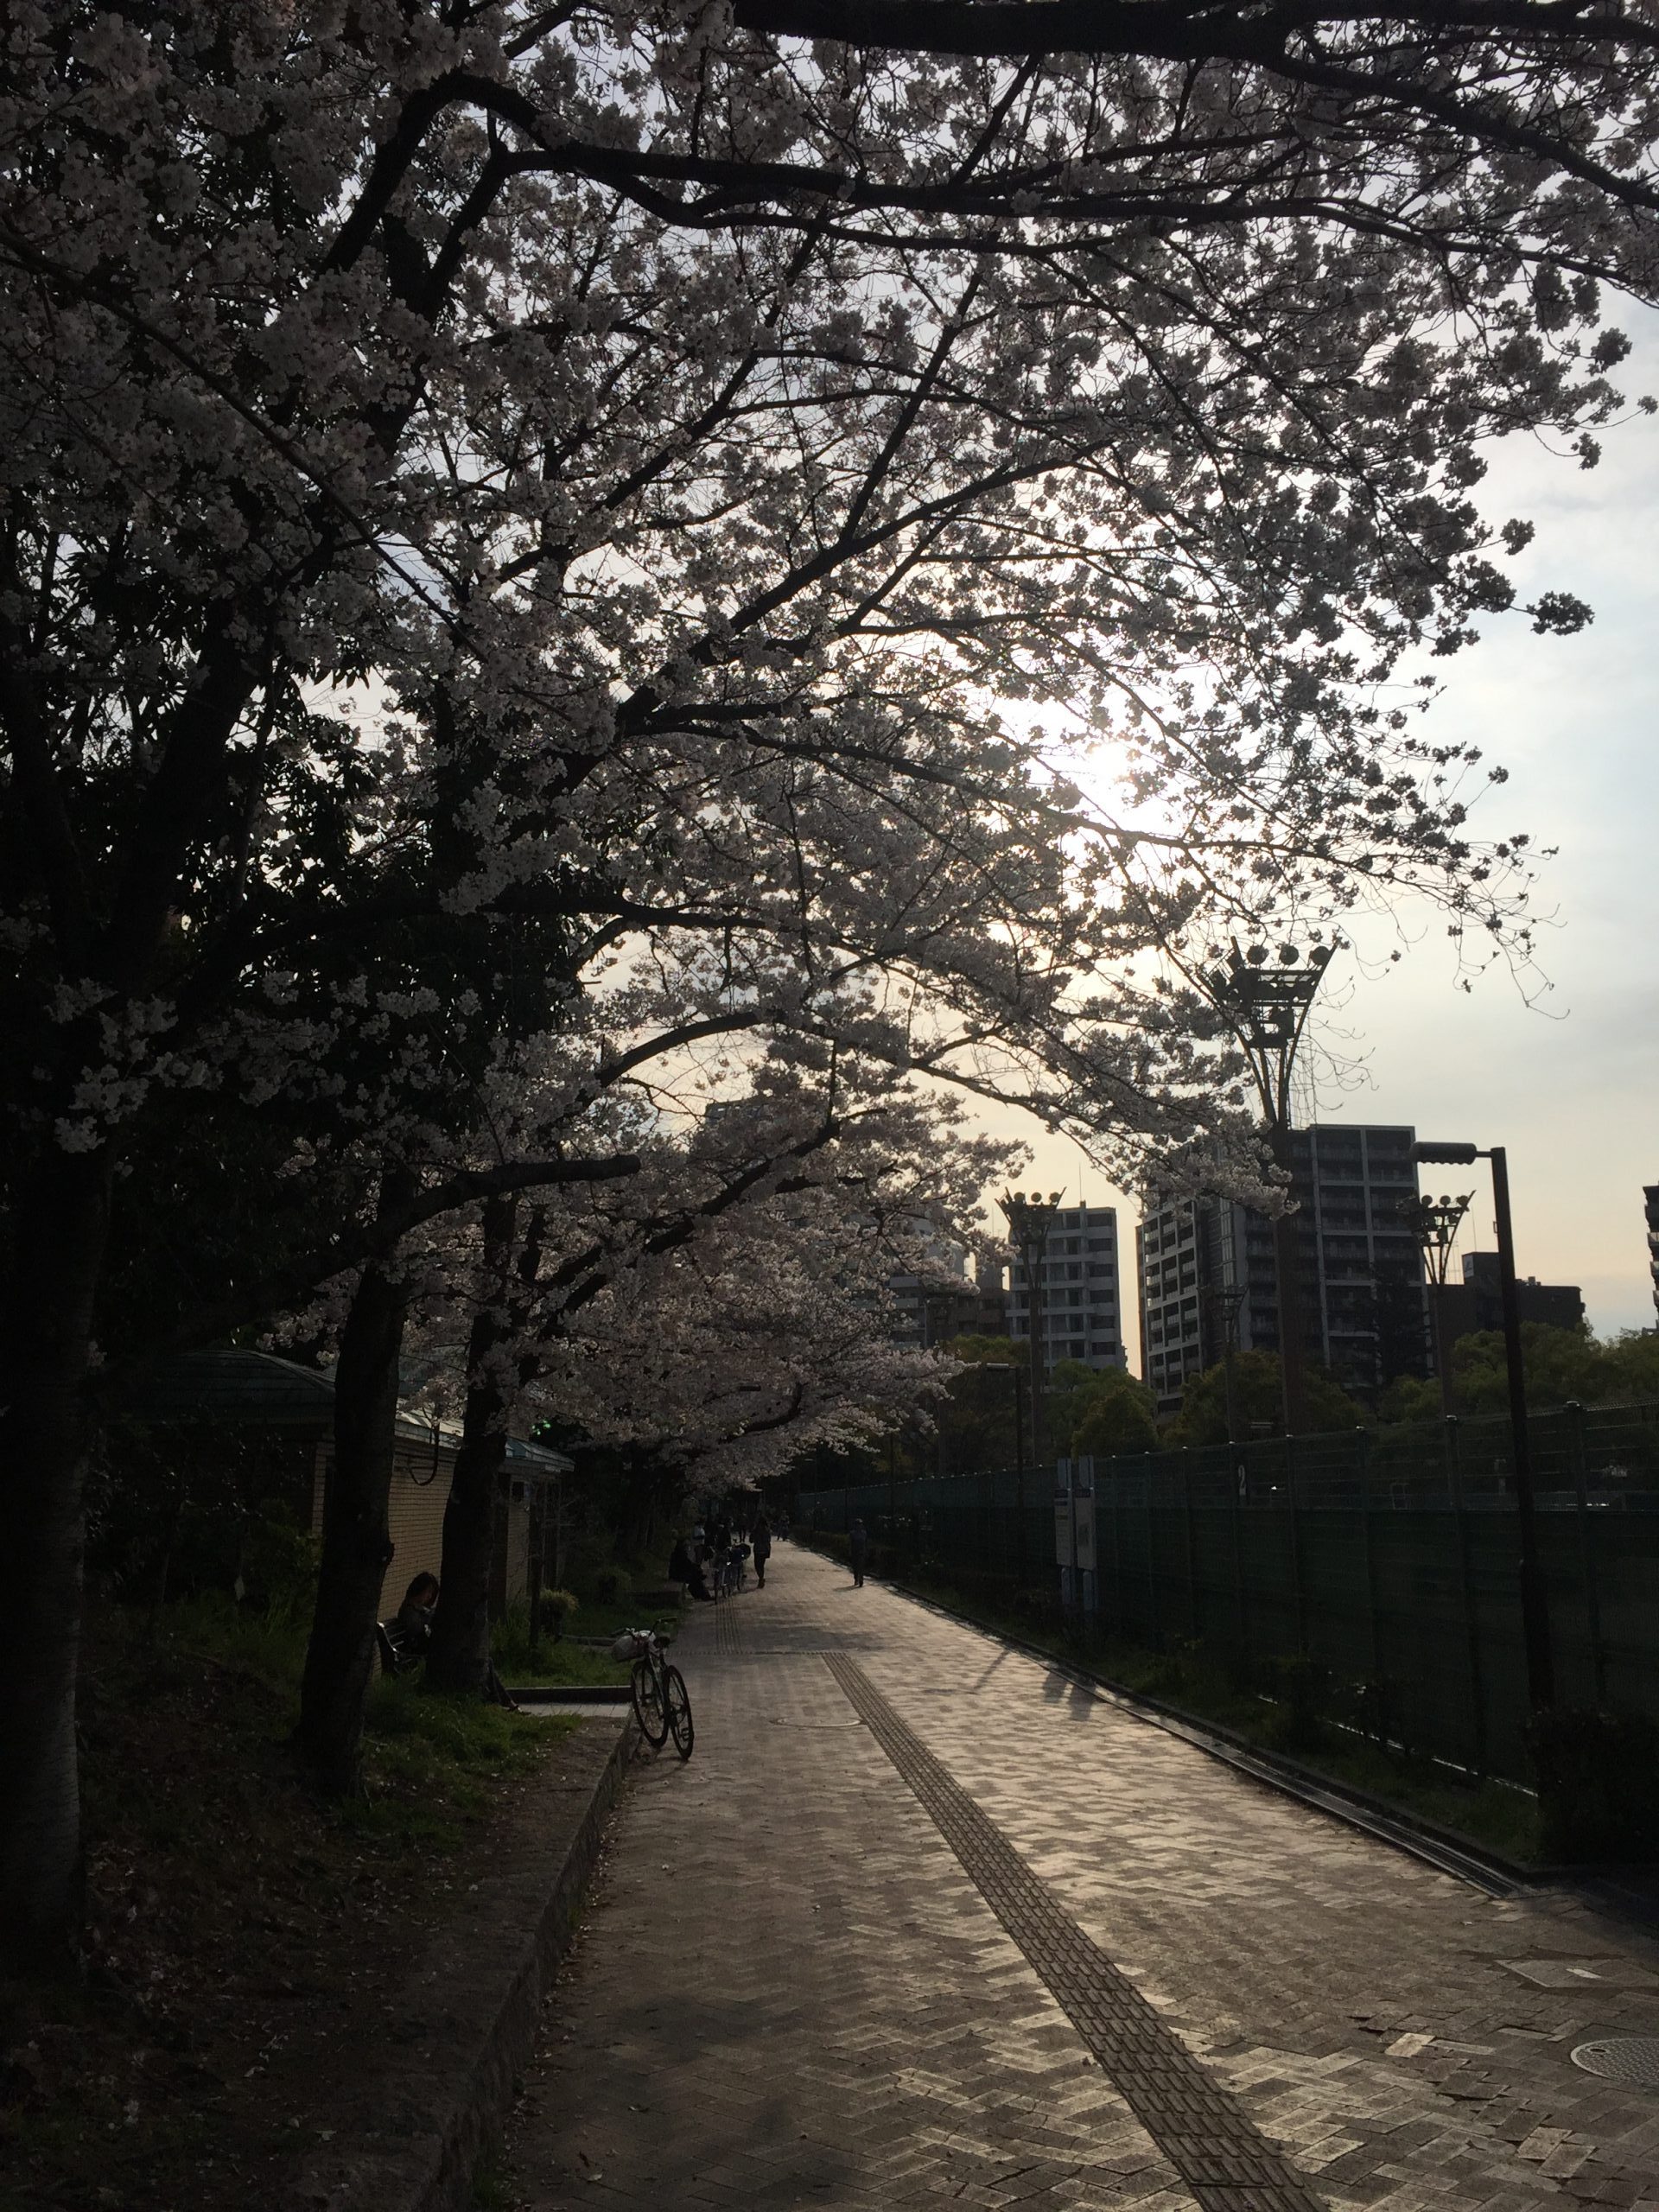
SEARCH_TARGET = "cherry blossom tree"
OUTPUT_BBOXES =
[398,1027,1018,1700]
[3,0,1654,1964]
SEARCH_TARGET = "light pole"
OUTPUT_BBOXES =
[1397,1188,1473,1414]
[1000,1190,1063,1471]
[1011,1361,1028,1581]
[1202,940,1334,1434]
[1413,1140,1554,1711]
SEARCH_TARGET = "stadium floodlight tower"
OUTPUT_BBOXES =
[1413,1139,1554,1712]
[1201,940,1336,1433]
[1397,1187,1474,1414]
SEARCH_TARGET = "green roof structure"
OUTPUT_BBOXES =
[130,1351,572,1472]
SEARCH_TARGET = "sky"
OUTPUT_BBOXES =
[973,315,1659,1366]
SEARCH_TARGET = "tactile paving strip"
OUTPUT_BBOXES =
[713,1597,747,1656]
[826,1651,1326,2212]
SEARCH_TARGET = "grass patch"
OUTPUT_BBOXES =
[491,1596,681,1688]
[3,1592,582,2212]
[359,1672,575,1845]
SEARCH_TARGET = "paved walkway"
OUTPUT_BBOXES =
[503,1547,1659,2212]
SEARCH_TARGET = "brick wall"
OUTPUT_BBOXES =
[308,1440,533,1619]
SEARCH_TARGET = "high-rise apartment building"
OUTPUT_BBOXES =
[887,1249,1007,1345]
[1647,1185,1659,1322]
[1136,1125,1429,1415]
[1434,1252,1585,1350]
[1008,1205,1125,1371]
[886,1224,1007,1346]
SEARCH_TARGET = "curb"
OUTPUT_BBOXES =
[508,1683,632,1704]
[294,1713,638,2212]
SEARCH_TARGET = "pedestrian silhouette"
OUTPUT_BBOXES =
[848,1517,868,1588]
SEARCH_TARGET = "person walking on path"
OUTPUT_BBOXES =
[848,1517,868,1588]
[752,1510,772,1588]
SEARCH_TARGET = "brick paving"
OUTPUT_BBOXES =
[503,1547,1659,2212]
[829,1652,1322,2212]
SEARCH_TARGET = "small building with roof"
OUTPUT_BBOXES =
[130,1350,570,1618]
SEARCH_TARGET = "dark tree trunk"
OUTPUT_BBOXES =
[424,1395,511,1697]
[621,1448,669,1564]
[426,1196,518,1697]
[0,1144,112,1973]
[294,1261,409,1795]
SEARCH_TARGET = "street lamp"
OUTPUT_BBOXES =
[1396,1188,1474,1414]
[1413,1140,1554,1711]
[999,1189,1064,1471]
[1202,939,1336,1432]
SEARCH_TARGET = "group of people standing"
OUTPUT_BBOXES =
[669,1507,782,1602]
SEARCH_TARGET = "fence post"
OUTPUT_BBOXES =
[1446,1416,1486,1778]
[1113,1465,1127,1637]
[1015,1441,1027,1592]
[1286,1432,1308,1658]
[1567,1399,1608,1705]
[1181,1447,1199,1640]
[1230,1446,1249,1668]
[1145,1459,1160,1649]
[1357,1425,1382,1682]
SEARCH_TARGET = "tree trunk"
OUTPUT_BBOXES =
[294,1261,408,1795]
[424,1395,511,1697]
[426,1196,518,1697]
[0,1144,112,1974]
[621,1448,668,1565]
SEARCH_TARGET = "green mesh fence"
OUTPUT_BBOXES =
[797,1401,1659,1785]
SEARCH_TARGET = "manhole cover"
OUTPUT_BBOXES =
[1571,2038,1659,2086]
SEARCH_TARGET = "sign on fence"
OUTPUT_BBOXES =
[1056,1458,1097,1611]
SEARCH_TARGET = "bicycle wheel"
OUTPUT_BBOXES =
[664,1666,694,1761]
[631,1656,669,1747]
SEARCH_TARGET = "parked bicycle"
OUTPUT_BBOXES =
[613,1628,693,1759]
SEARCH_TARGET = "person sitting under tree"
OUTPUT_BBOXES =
[397,1571,440,1651]
[670,1532,713,1602]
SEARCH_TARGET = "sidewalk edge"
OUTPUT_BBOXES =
[415,1713,639,2212]
[295,1714,638,2212]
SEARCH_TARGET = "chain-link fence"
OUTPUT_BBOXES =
[798,1401,1659,1785]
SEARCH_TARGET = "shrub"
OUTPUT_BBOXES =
[1262,1655,1332,1753]
[1527,1707,1659,1863]
[1010,1586,1064,1630]
[538,1588,579,1638]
